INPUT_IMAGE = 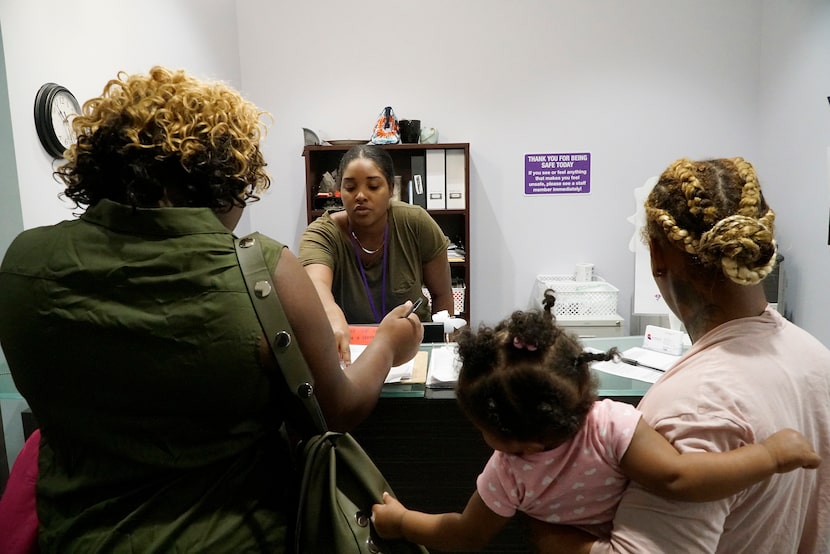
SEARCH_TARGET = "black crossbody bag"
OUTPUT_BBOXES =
[235,233,429,554]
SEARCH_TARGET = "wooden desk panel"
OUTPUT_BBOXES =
[354,354,646,554]
[351,397,533,553]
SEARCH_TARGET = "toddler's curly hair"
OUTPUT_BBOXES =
[57,66,270,212]
[455,290,616,444]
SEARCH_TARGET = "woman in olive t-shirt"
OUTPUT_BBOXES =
[299,145,453,364]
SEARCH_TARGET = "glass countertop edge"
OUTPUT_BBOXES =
[1,338,654,400]
[381,383,426,398]
[0,364,19,398]
[595,388,650,398]
[380,337,653,399]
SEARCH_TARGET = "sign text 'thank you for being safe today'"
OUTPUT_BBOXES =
[524,152,591,195]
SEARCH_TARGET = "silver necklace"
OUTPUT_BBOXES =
[350,230,383,255]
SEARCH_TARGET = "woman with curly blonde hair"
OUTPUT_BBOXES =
[57,66,271,216]
[530,158,830,553]
[0,67,422,553]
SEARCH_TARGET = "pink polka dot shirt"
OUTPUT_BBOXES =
[476,399,641,535]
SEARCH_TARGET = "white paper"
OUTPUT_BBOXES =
[826,146,830,246]
[426,344,461,388]
[347,344,414,383]
[590,346,681,384]
[620,346,681,371]
[629,176,672,315]
[592,359,663,384]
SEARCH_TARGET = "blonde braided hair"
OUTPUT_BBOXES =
[645,157,777,285]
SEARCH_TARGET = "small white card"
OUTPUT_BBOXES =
[642,325,685,355]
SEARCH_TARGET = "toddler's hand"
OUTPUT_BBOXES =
[371,491,408,539]
[762,429,821,473]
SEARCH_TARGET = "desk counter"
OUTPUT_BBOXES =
[0,360,15,399]
[0,337,650,401]
[382,335,650,400]
[363,335,652,553]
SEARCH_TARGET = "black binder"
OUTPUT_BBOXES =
[410,154,427,208]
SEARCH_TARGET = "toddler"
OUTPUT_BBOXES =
[371,289,821,552]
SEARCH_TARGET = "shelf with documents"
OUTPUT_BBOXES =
[302,142,471,320]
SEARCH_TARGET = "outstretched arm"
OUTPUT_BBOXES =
[276,251,421,432]
[621,419,821,502]
[303,262,353,365]
[526,423,821,554]
[372,491,509,552]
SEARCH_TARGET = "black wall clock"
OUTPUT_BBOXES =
[34,83,81,158]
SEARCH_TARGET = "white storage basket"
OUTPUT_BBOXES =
[422,284,466,316]
[531,275,619,317]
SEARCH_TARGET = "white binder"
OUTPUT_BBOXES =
[445,149,466,209]
[425,149,446,210]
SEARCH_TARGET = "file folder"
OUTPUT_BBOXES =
[410,154,427,208]
[445,148,466,209]
[425,149,446,210]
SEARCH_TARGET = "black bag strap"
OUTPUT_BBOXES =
[234,233,327,434]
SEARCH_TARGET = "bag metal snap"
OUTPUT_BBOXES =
[239,237,255,248]
[366,537,383,553]
[254,280,271,298]
[274,330,291,349]
[355,511,370,527]
[297,382,314,398]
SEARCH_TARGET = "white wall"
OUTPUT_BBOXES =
[758,0,830,344]
[0,0,243,469]
[0,23,21,257]
[237,0,766,331]
[0,0,243,230]
[0,19,23,482]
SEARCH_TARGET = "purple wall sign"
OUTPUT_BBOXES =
[524,152,591,195]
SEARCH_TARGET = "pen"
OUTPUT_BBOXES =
[620,357,665,372]
[402,297,423,318]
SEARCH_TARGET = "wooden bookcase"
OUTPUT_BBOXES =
[302,142,471,320]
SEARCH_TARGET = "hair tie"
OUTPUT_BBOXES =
[513,337,537,351]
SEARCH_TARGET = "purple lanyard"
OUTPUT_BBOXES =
[350,225,388,323]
